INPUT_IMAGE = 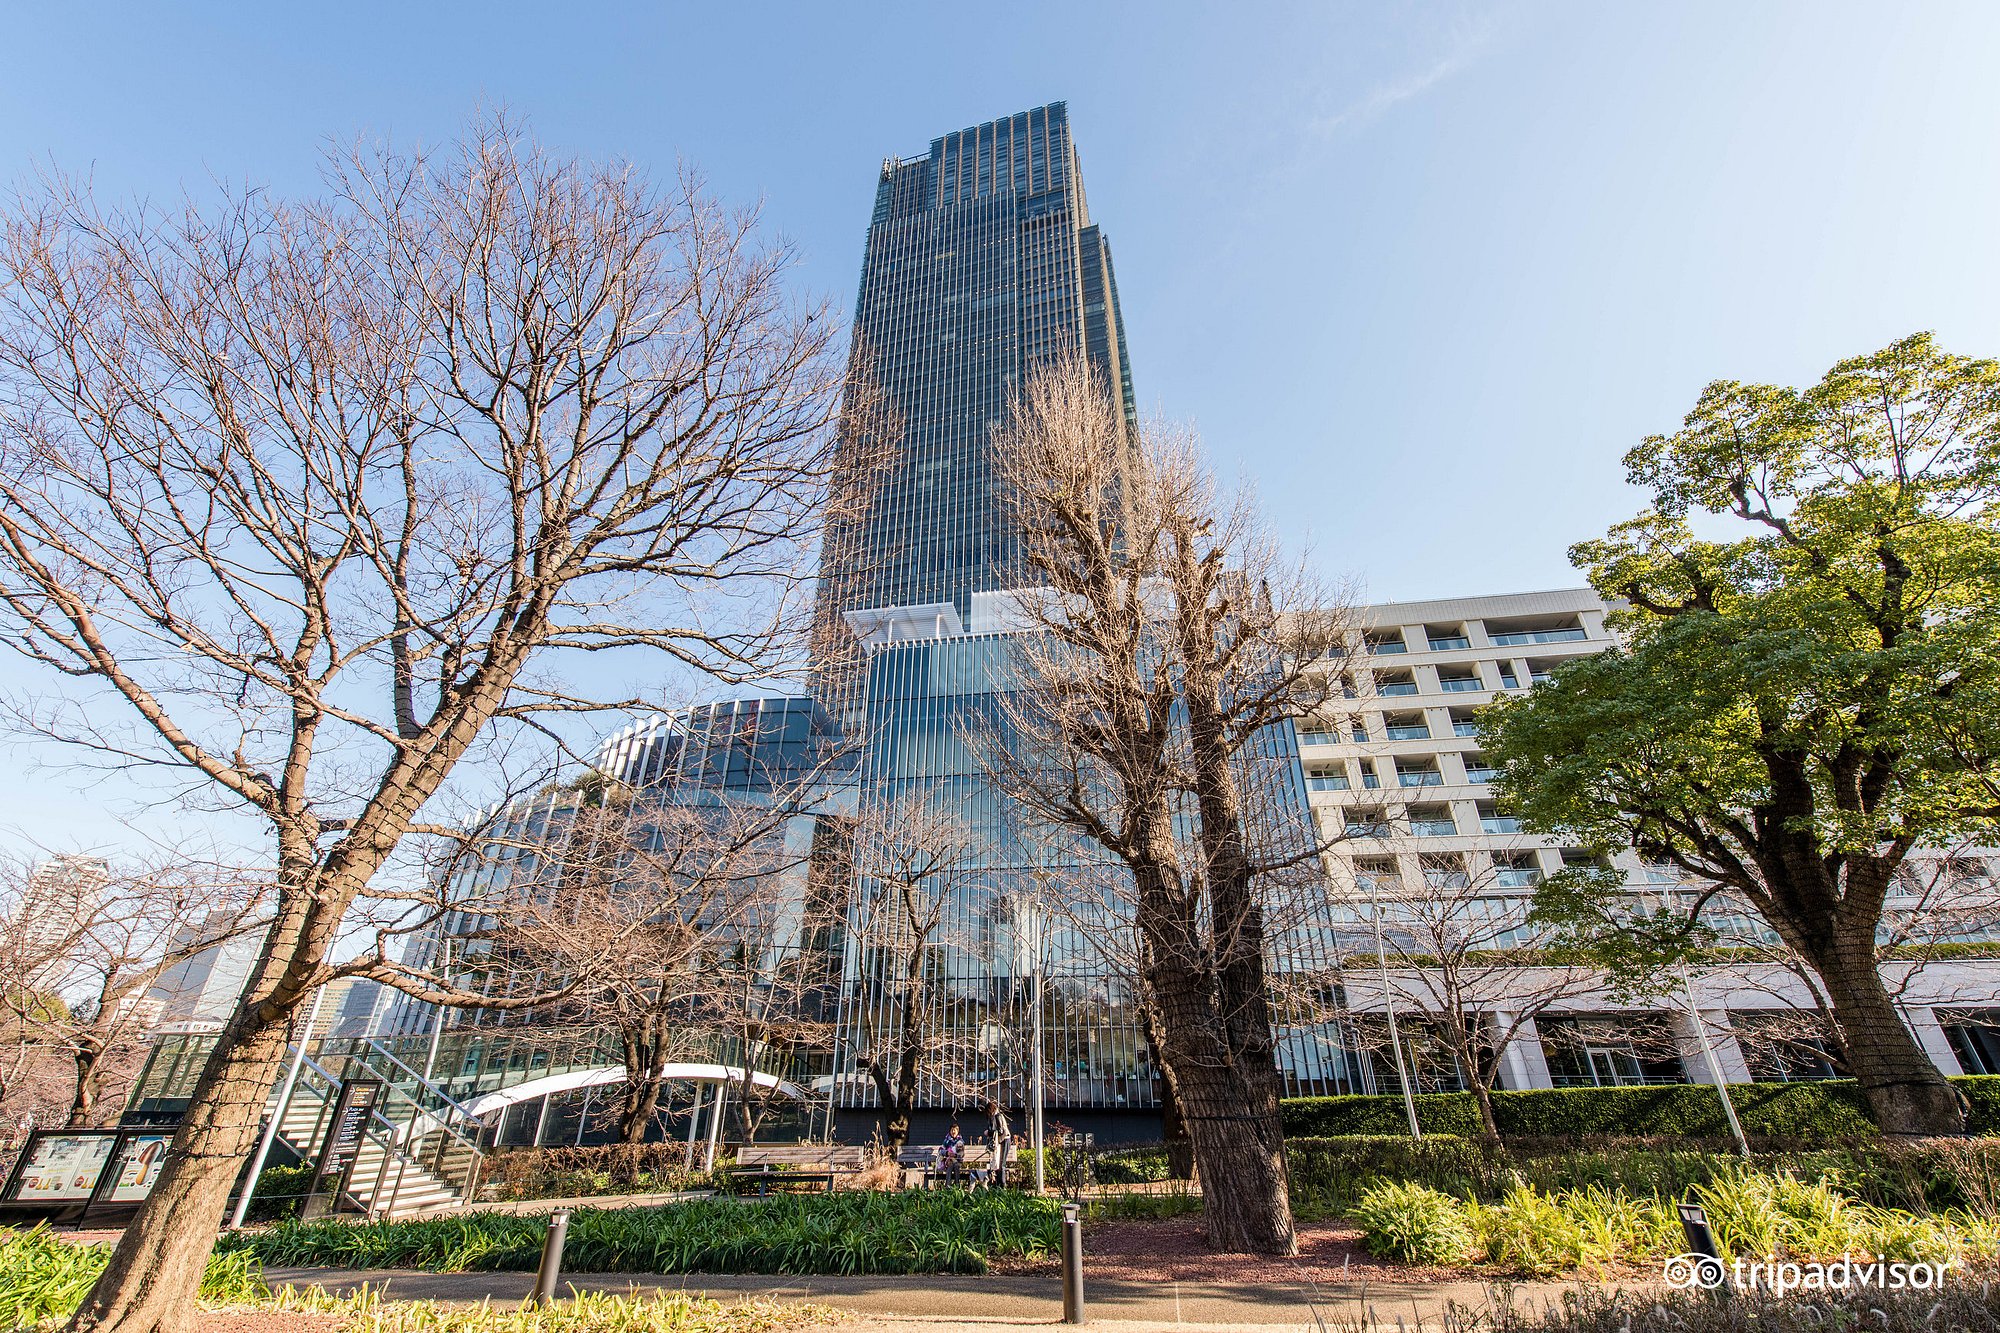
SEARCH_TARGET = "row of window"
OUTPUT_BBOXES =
[1344,616,1592,657]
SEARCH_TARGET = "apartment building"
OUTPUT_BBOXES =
[1300,587,2000,1095]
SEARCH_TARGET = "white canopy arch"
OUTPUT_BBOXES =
[459,1062,808,1120]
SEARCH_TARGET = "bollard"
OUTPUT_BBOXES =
[1676,1193,1729,1295]
[530,1209,573,1308]
[1060,1201,1086,1324]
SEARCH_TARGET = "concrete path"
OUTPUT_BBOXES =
[266,1266,1616,1328]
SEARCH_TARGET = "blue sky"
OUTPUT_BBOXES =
[2,1,1997,849]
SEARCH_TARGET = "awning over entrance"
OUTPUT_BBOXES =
[458,1062,807,1119]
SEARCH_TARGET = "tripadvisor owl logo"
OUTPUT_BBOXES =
[1664,1253,1954,1295]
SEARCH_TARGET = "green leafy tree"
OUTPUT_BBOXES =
[1484,332,2000,1137]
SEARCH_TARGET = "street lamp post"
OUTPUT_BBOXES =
[1368,879,1424,1140]
[1013,892,1048,1193]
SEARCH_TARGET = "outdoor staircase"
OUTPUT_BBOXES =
[262,1043,486,1218]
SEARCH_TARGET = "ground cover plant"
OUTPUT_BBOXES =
[220,1190,1061,1276]
[0,1226,265,1328]
[1404,1283,2000,1333]
[265,1286,844,1333]
[1347,1166,2000,1275]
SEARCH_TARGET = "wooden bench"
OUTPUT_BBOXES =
[726,1144,869,1195]
[896,1144,996,1189]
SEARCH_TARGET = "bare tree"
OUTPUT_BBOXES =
[1346,851,1600,1139]
[0,850,267,1128]
[0,116,857,1333]
[976,354,1349,1255]
[484,784,809,1143]
[841,784,989,1150]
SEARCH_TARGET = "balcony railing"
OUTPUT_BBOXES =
[1345,822,1391,839]
[1481,815,1523,834]
[1385,725,1430,740]
[1307,774,1350,792]
[1452,721,1480,737]
[1495,867,1542,887]
[1378,681,1419,696]
[1411,819,1458,837]
[1490,627,1587,645]
[1297,731,1340,747]
[1398,770,1443,787]
[1366,639,1407,654]
[1439,676,1484,693]
[1529,673,1554,685]
[1427,635,1471,651]
[1464,767,1499,784]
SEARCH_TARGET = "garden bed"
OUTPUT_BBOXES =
[218,1191,1060,1276]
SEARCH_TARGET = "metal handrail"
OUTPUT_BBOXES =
[357,1038,486,1123]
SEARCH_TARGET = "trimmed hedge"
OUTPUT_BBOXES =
[1282,1133,2000,1218]
[1283,1076,2000,1142]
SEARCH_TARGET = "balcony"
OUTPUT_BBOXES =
[1398,769,1443,788]
[1452,720,1480,737]
[1385,724,1430,741]
[1495,867,1543,888]
[1345,820,1391,839]
[1297,731,1340,747]
[1365,636,1407,655]
[1481,815,1522,834]
[1490,627,1587,646]
[1377,681,1419,697]
[1439,676,1485,693]
[1463,766,1499,784]
[1427,634,1471,651]
[1361,770,1381,789]
[1411,818,1458,837]
[1307,774,1350,792]
[1528,672,1554,686]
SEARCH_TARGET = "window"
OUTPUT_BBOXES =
[1408,805,1457,837]
[1461,754,1498,784]
[1423,854,1470,890]
[1365,631,1407,655]
[1307,766,1349,792]
[1297,726,1339,747]
[1375,671,1419,697]
[1396,759,1443,788]
[1344,809,1391,839]
[1497,662,1520,689]
[1449,710,1480,738]
[1492,851,1541,887]
[1361,760,1381,789]
[1384,712,1430,741]
[1354,856,1400,892]
[1478,802,1521,835]
[1352,718,1370,742]
[1486,617,1587,646]
[1426,625,1471,651]
[1560,848,1611,871]
[1438,670,1483,693]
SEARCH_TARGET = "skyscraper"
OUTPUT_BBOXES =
[821,102,1137,623]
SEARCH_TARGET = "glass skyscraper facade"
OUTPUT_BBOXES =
[820,102,1136,624]
[818,105,1365,1141]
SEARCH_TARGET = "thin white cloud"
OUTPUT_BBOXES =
[1308,14,1498,139]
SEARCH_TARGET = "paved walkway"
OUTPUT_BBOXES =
[267,1266,1617,1328]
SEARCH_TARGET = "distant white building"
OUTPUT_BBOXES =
[145,911,265,1034]
[11,855,110,990]
[1303,587,2000,1092]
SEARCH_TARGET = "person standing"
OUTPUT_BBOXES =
[984,1099,1016,1189]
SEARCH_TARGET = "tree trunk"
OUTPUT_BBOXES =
[1813,939,1962,1136]
[68,1014,291,1333]
[67,1038,103,1128]
[619,1077,664,1145]
[1469,1080,1500,1141]
[1159,1053,1294,1254]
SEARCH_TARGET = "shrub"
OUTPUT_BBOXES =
[1285,1135,1487,1219]
[220,1190,1060,1276]
[0,1226,267,1327]
[246,1162,317,1222]
[481,1145,720,1202]
[1470,1183,1677,1275]
[1349,1181,1477,1264]
[1285,1078,2000,1143]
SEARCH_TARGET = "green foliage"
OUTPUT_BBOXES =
[1087,1145,1171,1185]
[0,1225,267,1327]
[1468,1184,1678,1275]
[219,1191,1060,1276]
[1284,1080,1917,1142]
[1080,1190,1202,1222]
[246,1162,317,1223]
[1349,1181,1478,1263]
[1462,1283,2000,1333]
[268,1285,839,1333]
